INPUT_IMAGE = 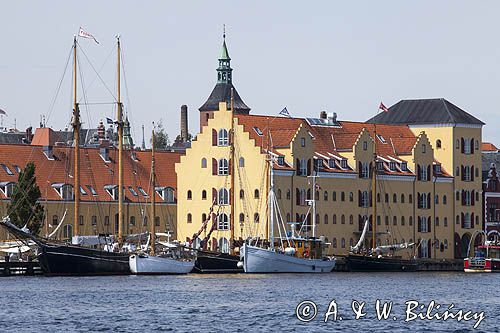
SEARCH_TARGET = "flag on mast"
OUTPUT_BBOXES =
[0,109,6,115]
[78,27,99,44]
[378,102,389,113]
[279,107,290,117]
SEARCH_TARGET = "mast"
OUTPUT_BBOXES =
[269,152,275,250]
[150,125,156,256]
[229,88,236,255]
[72,36,81,238]
[117,36,124,246]
[372,124,377,250]
[311,174,317,238]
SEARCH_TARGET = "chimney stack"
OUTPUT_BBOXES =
[181,105,188,142]
[320,111,327,119]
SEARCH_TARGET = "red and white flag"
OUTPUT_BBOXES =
[0,108,6,115]
[78,27,99,44]
[379,102,389,113]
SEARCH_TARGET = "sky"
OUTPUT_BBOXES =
[1,1,500,145]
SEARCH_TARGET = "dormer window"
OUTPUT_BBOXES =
[401,162,407,171]
[156,187,175,203]
[0,182,15,198]
[253,127,263,136]
[340,159,348,169]
[377,161,384,171]
[138,186,149,197]
[328,159,335,169]
[277,156,285,166]
[52,183,74,200]
[314,159,323,171]
[389,162,396,171]
[1,164,14,176]
[104,185,119,200]
[434,164,442,174]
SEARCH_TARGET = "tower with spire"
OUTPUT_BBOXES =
[199,27,250,131]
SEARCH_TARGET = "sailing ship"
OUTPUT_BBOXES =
[191,88,243,273]
[346,120,417,272]
[0,36,132,275]
[240,152,336,273]
[129,126,195,274]
[464,231,500,273]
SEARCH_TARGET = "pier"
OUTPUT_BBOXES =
[333,257,463,272]
[0,257,42,276]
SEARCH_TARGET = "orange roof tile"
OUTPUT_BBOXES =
[482,142,498,152]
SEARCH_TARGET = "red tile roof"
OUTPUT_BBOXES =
[0,144,180,202]
[482,142,498,152]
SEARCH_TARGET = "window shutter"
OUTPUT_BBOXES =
[228,130,232,146]
[471,213,474,228]
[296,188,300,205]
[212,188,217,203]
[427,192,431,209]
[369,162,373,179]
[307,159,312,176]
[212,158,217,175]
[358,190,362,207]
[212,129,217,146]
[461,138,464,153]
[417,165,421,181]
[471,190,475,206]
[359,162,362,178]
[471,165,474,181]
[461,213,465,228]
[470,138,474,155]
[417,192,421,209]
[461,190,465,206]
[461,165,464,181]
[369,191,373,207]
[296,158,301,175]
[427,165,431,181]
[418,217,421,232]
[427,216,431,232]
[428,239,432,258]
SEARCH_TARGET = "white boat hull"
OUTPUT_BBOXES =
[241,244,335,273]
[129,254,194,275]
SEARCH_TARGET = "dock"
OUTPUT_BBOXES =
[333,257,464,272]
[0,258,42,276]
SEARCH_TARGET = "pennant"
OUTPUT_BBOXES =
[279,107,290,117]
[379,102,389,113]
[78,27,99,44]
[106,117,114,124]
[0,109,6,115]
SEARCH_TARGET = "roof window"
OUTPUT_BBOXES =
[1,164,14,176]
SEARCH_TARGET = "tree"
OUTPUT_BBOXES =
[7,162,44,235]
[151,120,170,149]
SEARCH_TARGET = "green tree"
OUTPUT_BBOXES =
[7,162,44,235]
[151,120,170,149]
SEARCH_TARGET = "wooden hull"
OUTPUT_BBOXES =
[241,244,335,273]
[38,243,130,276]
[346,254,417,272]
[129,254,194,275]
[193,251,242,273]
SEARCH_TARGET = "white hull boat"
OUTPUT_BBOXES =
[241,244,335,273]
[129,253,194,275]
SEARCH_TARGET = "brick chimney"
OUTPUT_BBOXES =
[181,105,188,142]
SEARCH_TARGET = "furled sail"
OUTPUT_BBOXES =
[375,242,415,254]
[350,219,369,253]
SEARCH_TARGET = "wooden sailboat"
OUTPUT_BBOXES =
[240,152,336,273]
[346,120,417,272]
[129,126,195,274]
[2,36,131,275]
[193,88,243,273]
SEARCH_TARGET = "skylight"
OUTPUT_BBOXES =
[86,185,98,196]
[376,134,387,144]
[253,126,263,136]
[138,187,149,197]
[128,186,138,197]
[1,164,14,176]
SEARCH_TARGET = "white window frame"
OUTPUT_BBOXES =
[218,213,229,230]
[361,162,369,178]
[218,129,229,146]
[218,188,229,205]
[218,158,229,175]
[421,216,428,232]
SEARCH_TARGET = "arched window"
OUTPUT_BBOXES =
[341,238,346,248]
[240,189,245,199]
[377,193,381,202]
[341,215,345,224]
[443,195,447,205]
[187,213,192,223]
[401,216,405,226]
[218,158,229,175]
[286,189,291,200]
[324,191,328,201]
[277,189,282,199]
[401,194,405,203]
[202,190,207,200]
[187,190,192,200]
[332,238,337,248]
[349,192,353,202]
[385,193,389,203]
[218,129,229,146]
[456,139,460,149]
[202,213,207,223]
[239,213,245,224]
[63,224,73,239]
[333,215,337,224]
[218,213,229,230]
[324,214,329,224]
[254,189,260,199]
[444,217,448,227]
[218,188,229,205]
[79,215,84,226]
[239,157,245,167]
[456,215,460,225]
[341,192,345,201]
[456,191,460,201]
[349,215,353,224]
[332,191,337,201]
[436,139,442,149]
[254,213,260,223]
[393,194,397,203]
[201,158,207,168]
[129,216,135,226]
[377,215,381,225]
[385,216,389,225]
[219,237,229,253]
[393,216,397,225]
[435,217,440,226]
[409,194,413,204]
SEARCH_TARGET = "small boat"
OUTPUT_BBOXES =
[464,232,500,273]
[239,153,335,273]
[128,127,194,275]
[193,250,241,273]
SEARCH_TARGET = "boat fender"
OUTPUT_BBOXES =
[284,247,296,256]
[237,261,244,269]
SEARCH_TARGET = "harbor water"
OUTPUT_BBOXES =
[0,272,498,332]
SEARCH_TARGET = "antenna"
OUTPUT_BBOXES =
[223,24,226,39]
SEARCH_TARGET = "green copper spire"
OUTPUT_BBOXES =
[217,25,232,84]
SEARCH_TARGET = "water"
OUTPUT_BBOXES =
[0,272,498,332]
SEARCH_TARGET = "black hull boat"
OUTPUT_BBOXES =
[38,243,130,276]
[193,251,242,273]
[346,254,417,272]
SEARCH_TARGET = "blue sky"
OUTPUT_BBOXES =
[1,1,499,145]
